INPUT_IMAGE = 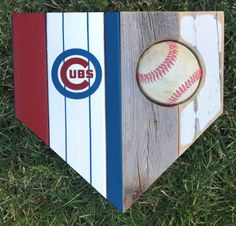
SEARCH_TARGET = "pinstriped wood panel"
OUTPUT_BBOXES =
[63,12,91,183]
[47,13,107,194]
[88,12,107,198]
[120,12,179,211]
[47,13,66,160]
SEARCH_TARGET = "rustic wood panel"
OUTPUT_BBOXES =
[120,12,180,211]
[178,12,224,155]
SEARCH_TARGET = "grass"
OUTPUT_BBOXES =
[0,0,236,225]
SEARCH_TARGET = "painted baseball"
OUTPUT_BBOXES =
[137,41,202,106]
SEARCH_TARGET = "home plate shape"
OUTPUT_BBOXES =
[12,12,224,212]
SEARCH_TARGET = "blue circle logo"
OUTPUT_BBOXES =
[52,49,102,99]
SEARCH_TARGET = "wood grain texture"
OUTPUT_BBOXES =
[178,12,224,155]
[120,12,179,211]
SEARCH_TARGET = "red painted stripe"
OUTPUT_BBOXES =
[13,13,49,144]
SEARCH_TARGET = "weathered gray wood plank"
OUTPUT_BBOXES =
[120,12,180,211]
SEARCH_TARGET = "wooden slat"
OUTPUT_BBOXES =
[105,12,123,211]
[120,12,179,211]
[47,13,66,160]
[178,12,224,155]
[13,13,49,145]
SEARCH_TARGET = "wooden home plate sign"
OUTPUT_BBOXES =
[12,12,224,212]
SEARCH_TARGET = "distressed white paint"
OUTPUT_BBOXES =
[180,102,195,145]
[180,15,222,146]
[63,13,90,183]
[88,13,107,197]
[47,13,66,160]
[180,16,196,46]
[217,18,223,53]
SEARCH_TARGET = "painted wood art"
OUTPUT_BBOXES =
[12,12,224,212]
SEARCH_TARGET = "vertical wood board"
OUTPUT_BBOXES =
[47,13,66,159]
[121,12,179,211]
[47,12,107,196]
[105,12,123,211]
[13,13,49,144]
[63,12,90,183]
[179,12,224,154]
[89,12,107,198]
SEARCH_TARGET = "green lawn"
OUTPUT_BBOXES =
[0,0,236,225]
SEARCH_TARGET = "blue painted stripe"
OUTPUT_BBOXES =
[105,12,123,211]
[62,12,68,162]
[87,13,92,185]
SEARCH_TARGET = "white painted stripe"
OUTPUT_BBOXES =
[180,15,222,146]
[89,12,107,197]
[180,102,195,145]
[47,13,66,160]
[63,13,90,183]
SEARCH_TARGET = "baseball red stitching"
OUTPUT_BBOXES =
[166,68,202,105]
[137,41,179,84]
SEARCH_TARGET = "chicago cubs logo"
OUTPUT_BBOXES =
[52,49,102,99]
